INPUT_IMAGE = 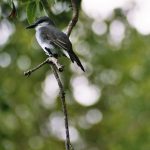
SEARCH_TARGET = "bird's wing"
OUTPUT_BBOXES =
[52,38,71,52]
[40,26,72,51]
[52,35,85,71]
[50,33,72,51]
[41,27,85,71]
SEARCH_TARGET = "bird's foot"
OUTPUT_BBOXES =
[47,57,64,72]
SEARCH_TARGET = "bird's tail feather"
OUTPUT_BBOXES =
[69,51,85,72]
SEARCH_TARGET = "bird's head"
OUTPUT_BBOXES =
[26,16,55,29]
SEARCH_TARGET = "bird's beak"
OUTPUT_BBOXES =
[26,23,36,29]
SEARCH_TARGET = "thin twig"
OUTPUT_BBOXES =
[24,57,64,77]
[24,58,48,77]
[50,63,74,150]
[66,0,79,37]
[24,59,73,150]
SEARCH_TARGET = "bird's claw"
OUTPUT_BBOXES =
[47,57,64,72]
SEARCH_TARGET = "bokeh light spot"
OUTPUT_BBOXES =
[29,136,44,149]
[71,76,101,106]
[51,2,69,15]
[0,19,15,46]
[82,0,150,35]
[17,55,31,70]
[41,74,59,108]
[109,20,125,46]
[92,21,107,35]
[2,140,15,150]
[0,52,11,68]
[100,69,121,85]
[82,0,130,20]
[127,0,150,35]
[86,109,103,125]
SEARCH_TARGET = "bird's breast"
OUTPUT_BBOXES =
[36,31,54,50]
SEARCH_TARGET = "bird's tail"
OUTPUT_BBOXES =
[69,51,85,72]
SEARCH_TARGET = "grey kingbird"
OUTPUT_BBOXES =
[26,16,85,72]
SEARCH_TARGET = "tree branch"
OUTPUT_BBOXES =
[24,57,74,150]
[24,58,48,77]
[24,57,64,77]
[66,0,79,37]
[50,63,74,150]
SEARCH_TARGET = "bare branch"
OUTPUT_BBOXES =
[66,0,79,37]
[24,58,48,77]
[24,57,73,150]
[50,63,74,150]
[24,57,64,77]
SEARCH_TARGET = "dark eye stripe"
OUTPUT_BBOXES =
[35,17,55,26]
[37,19,45,24]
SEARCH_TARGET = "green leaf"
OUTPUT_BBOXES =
[26,1,37,24]
[20,0,30,3]
[39,1,44,12]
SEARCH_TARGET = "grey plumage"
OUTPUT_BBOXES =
[26,16,85,72]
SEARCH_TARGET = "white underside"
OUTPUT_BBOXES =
[36,31,53,54]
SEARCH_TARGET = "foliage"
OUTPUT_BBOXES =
[0,0,150,150]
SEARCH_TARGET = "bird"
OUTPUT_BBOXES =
[26,16,85,72]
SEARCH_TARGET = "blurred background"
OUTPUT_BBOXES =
[0,0,150,150]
